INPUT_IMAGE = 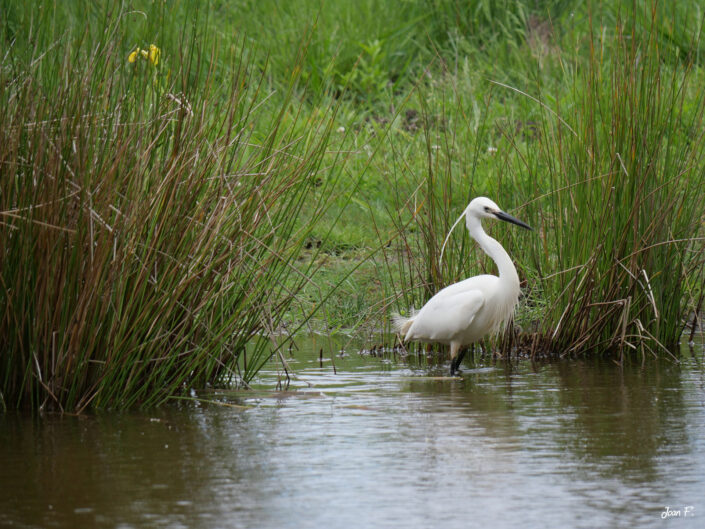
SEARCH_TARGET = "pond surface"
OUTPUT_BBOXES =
[1,336,704,528]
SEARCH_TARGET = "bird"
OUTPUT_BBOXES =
[393,197,532,375]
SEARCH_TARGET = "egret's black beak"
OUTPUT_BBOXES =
[495,210,532,230]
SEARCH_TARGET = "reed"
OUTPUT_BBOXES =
[522,6,705,357]
[381,2,705,358]
[0,5,345,411]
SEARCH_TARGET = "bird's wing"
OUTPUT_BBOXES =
[407,288,485,342]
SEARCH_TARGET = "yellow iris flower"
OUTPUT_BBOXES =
[148,44,160,65]
[128,44,161,66]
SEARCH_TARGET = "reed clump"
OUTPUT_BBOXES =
[523,7,705,357]
[382,3,705,359]
[0,12,343,411]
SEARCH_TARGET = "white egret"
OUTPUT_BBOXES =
[393,197,532,375]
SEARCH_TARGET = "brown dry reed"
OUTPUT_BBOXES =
[0,17,345,411]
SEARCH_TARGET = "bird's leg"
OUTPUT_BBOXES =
[449,342,462,376]
[456,348,467,370]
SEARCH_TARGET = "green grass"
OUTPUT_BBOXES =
[0,1,352,410]
[375,2,705,358]
[1,0,704,411]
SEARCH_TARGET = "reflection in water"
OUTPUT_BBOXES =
[1,338,704,529]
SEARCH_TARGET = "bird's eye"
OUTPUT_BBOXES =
[483,206,490,212]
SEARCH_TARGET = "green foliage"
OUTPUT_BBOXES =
[524,8,705,355]
[379,2,705,357]
[0,1,347,411]
[2,0,705,412]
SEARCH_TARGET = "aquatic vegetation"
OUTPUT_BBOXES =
[0,5,348,411]
[381,3,705,359]
[1,0,704,411]
[519,12,705,356]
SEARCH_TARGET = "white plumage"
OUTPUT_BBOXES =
[394,197,531,375]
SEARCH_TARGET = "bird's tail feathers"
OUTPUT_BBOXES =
[392,312,415,338]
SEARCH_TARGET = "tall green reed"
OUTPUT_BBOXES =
[380,2,705,358]
[0,5,346,411]
[521,6,705,357]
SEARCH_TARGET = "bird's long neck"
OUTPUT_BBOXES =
[467,217,519,286]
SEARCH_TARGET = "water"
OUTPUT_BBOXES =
[2,337,704,528]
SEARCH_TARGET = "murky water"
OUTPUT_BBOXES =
[2,337,704,528]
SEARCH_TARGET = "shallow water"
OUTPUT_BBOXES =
[1,337,704,529]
